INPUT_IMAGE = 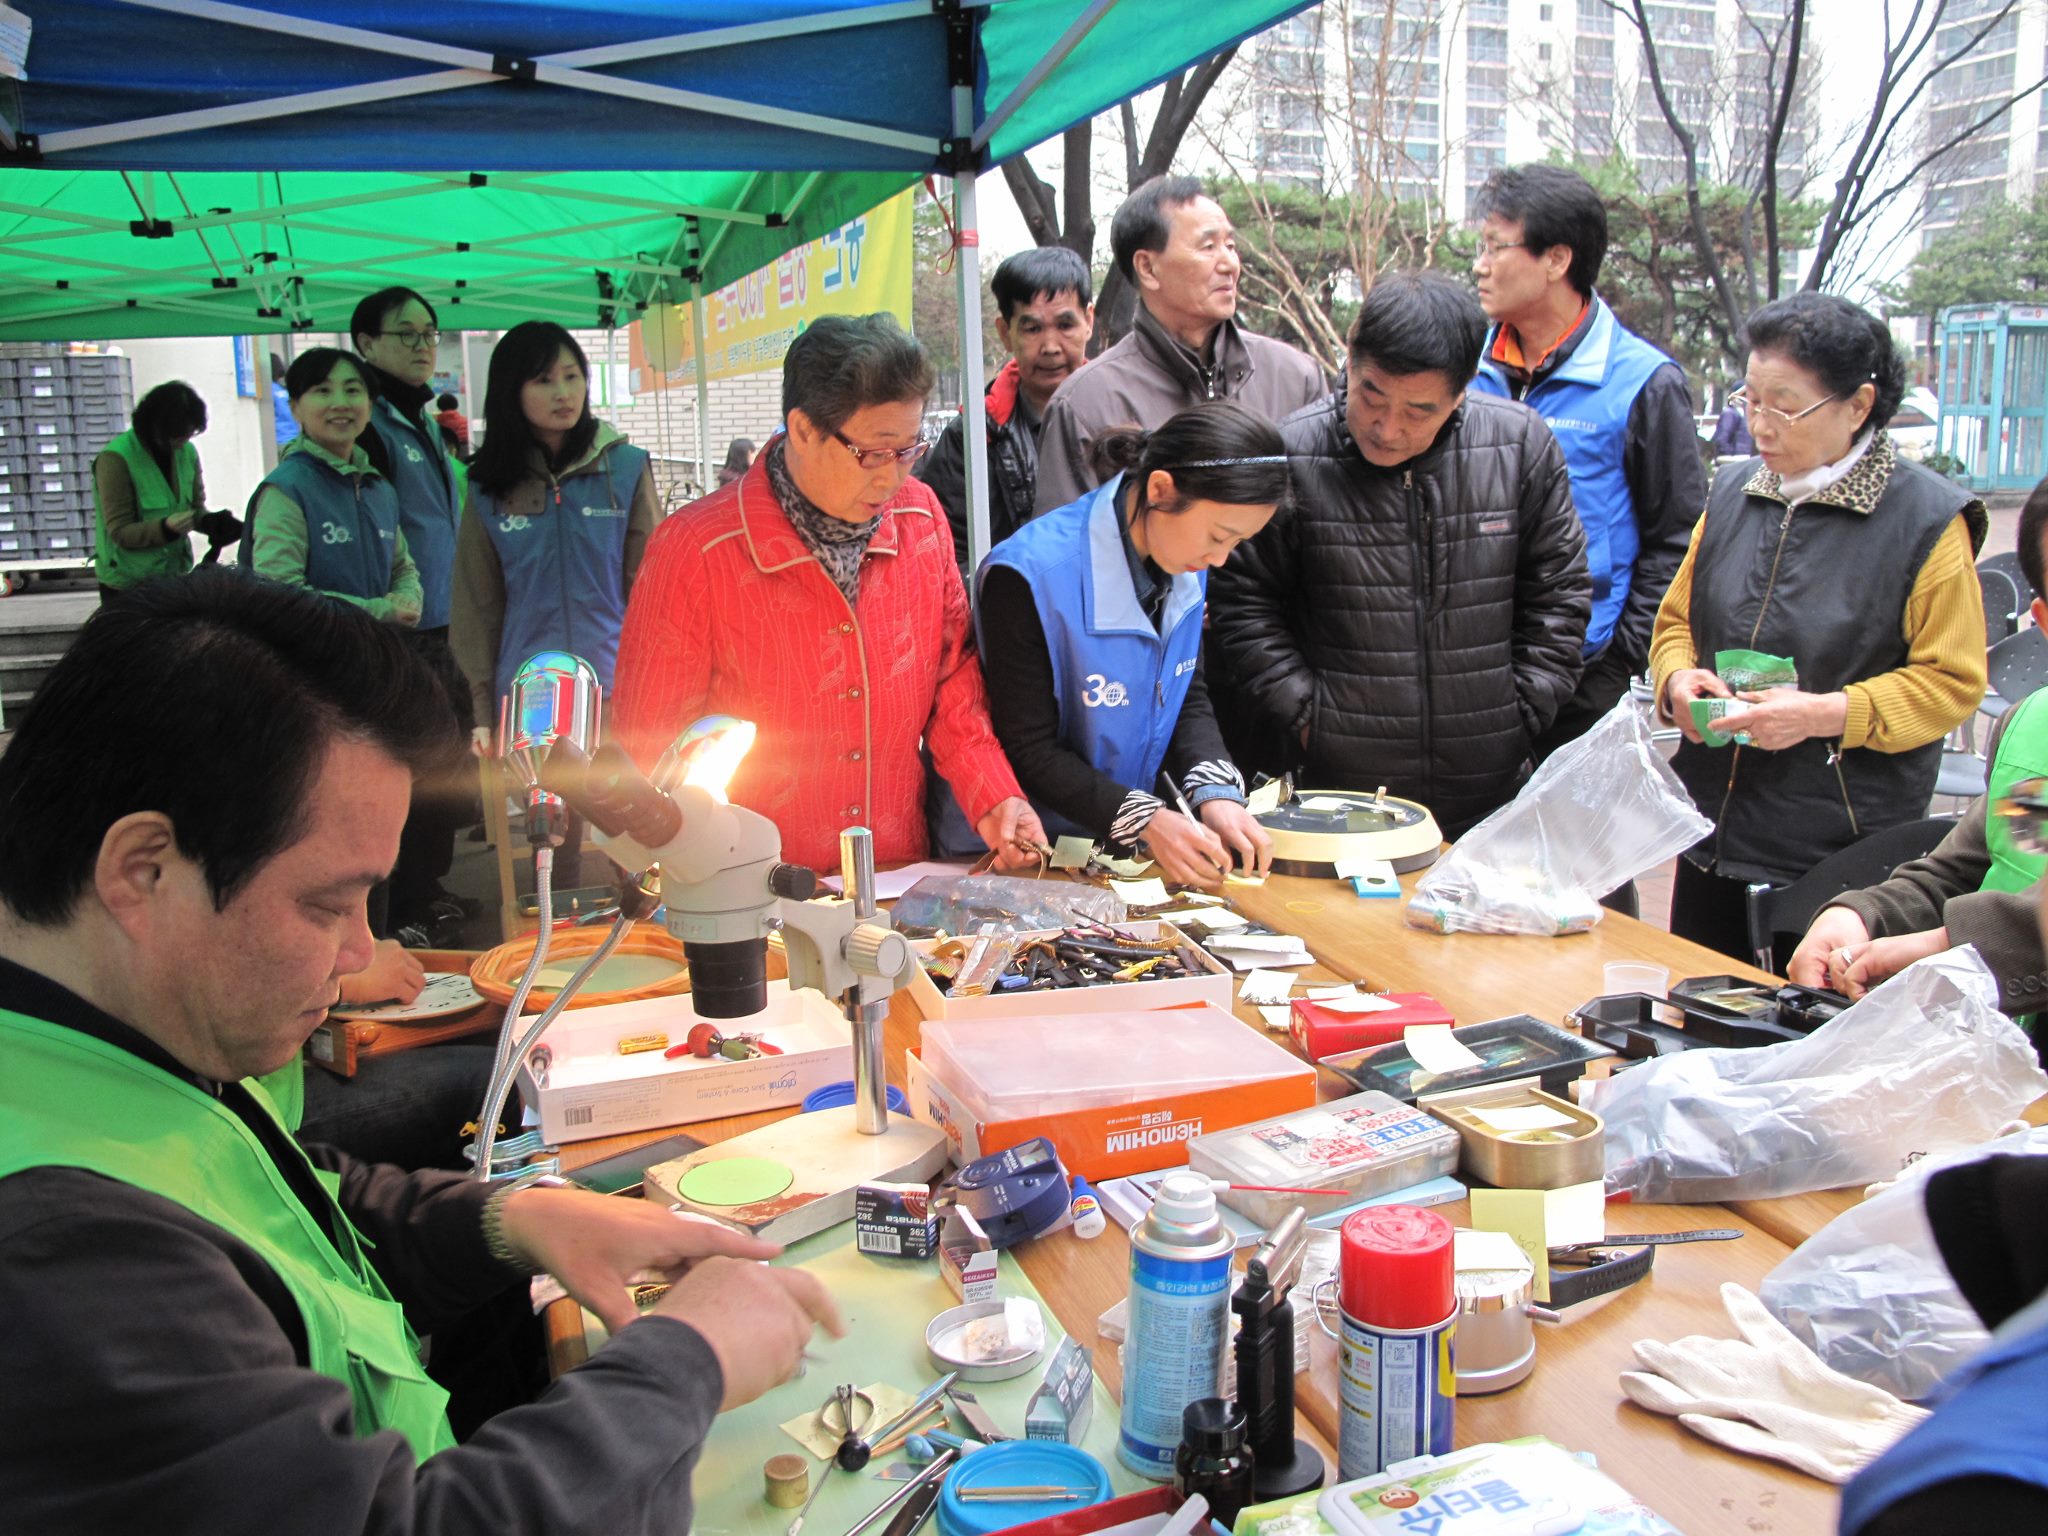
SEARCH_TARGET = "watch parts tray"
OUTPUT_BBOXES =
[1317,1015,1614,1104]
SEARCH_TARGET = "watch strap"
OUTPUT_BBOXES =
[1545,1243,1655,1308]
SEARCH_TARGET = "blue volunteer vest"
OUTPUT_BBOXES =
[1471,297,1670,658]
[1839,1293,2048,1533]
[978,475,1207,839]
[242,447,404,603]
[368,395,460,629]
[476,441,648,698]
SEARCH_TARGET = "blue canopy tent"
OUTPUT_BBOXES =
[0,0,1311,563]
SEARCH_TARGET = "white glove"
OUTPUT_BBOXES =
[1618,1282,1929,1483]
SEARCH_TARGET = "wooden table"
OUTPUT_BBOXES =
[548,869,1845,1536]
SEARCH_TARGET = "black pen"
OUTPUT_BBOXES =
[1158,772,1231,879]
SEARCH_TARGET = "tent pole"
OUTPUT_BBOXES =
[691,279,713,499]
[952,171,989,581]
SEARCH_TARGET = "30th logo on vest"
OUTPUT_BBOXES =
[321,522,352,545]
[499,515,532,533]
[1081,673,1130,708]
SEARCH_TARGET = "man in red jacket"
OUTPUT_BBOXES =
[612,314,1045,873]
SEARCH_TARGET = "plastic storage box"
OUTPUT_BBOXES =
[1187,1090,1462,1225]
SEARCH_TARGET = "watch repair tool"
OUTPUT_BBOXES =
[838,1372,959,1472]
[934,1138,1073,1250]
[1229,1207,1326,1500]
[1254,785,1442,877]
[1549,1228,1742,1257]
[946,1387,1012,1443]
[843,1447,960,1536]
[877,1470,947,1536]
[816,1383,878,1438]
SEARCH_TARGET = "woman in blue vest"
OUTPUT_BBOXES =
[241,349,422,626]
[449,321,660,752]
[91,382,241,602]
[978,401,1285,888]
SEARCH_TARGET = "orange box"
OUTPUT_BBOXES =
[905,1037,1316,1182]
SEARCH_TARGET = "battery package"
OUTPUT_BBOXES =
[854,1180,939,1259]
[1187,1090,1460,1226]
[1288,991,1454,1061]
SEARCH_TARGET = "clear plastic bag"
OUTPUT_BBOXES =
[1586,947,2048,1203]
[890,874,1126,937]
[1759,1126,2048,1401]
[1405,694,1712,935]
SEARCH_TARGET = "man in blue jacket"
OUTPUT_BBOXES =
[1469,165,1705,759]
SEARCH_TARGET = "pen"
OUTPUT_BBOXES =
[1159,772,1231,879]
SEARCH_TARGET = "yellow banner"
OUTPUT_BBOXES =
[632,192,913,389]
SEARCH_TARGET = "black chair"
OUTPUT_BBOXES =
[1982,566,2023,650]
[1990,627,2048,709]
[1979,549,2030,599]
[1744,817,1955,974]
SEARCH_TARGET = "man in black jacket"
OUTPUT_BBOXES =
[1208,273,1591,837]
[918,245,1095,575]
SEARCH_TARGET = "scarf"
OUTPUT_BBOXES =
[1777,428,1875,509]
[766,438,880,608]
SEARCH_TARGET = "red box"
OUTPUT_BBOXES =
[1289,993,1454,1060]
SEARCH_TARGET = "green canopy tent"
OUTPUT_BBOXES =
[0,0,1310,563]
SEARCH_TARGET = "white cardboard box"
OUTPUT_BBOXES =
[516,983,851,1142]
[907,920,1233,1023]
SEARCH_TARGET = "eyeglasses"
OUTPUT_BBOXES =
[832,427,933,472]
[1728,384,1844,432]
[1993,776,2048,854]
[1475,237,1531,261]
[376,328,441,351]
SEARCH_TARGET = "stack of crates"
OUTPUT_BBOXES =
[0,353,134,566]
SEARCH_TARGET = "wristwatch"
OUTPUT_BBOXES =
[481,1171,570,1273]
[1540,1243,1656,1311]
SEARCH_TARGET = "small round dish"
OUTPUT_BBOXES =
[925,1300,1046,1382]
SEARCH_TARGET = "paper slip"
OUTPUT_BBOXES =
[1337,856,1399,897]
[1305,985,1360,1001]
[1238,969,1298,1006]
[1219,948,1315,971]
[1404,1024,1484,1075]
[1298,795,1351,811]
[821,860,967,899]
[1093,852,1155,878]
[1050,835,1095,871]
[1246,779,1286,815]
[1205,931,1313,954]
[1454,1228,1534,1274]
[1317,993,1401,1014]
[1469,1103,1577,1134]
[1183,907,1249,931]
[1110,877,1172,907]
[1257,1005,1294,1032]
[1224,871,1268,887]
[779,1380,918,1459]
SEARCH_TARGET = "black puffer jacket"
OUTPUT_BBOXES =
[1208,390,1591,837]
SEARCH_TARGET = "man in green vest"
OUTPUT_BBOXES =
[1789,486,2048,1018]
[0,570,840,1534]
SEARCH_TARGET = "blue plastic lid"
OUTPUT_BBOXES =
[936,1440,1112,1536]
[802,1080,911,1113]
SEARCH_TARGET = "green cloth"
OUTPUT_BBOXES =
[251,438,423,624]
[94,430,197,588]
[1982,688,2048,897]
[0,1008,456,1460]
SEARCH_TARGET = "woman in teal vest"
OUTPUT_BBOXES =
[241,349,423,626]
[978,402,1286,888]
[92,382,241,601]
[449,322,659,753]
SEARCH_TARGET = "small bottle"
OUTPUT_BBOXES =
[1174,1398,1256,1529]
[1069,1176,1106,1239]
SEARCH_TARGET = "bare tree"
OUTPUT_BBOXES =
[1000,50,1238,351]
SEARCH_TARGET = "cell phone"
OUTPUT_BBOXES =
[565,1133,708,1195]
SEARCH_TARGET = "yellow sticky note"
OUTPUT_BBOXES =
[1246,780,1285,815]
[1468,1189,1551,1301]
[1050,835,1095,870]
[1110,877,1172,907]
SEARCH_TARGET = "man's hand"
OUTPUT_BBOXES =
[1716,689,1850,752]
[391,598,423,628]
[1787,906,1872,990]
[1832,928,1950,1000]
[976,797,1048,870]
[471,725,494,757]
[1199,800,1273,879]
[1142,810,1231,889]
[1664,668,1731,743]
[337,938,426,1007]
[646,1257,844,1411]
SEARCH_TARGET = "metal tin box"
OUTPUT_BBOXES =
[1417,1080,1604,1190]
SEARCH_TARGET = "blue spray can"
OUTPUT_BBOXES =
[1118,1172,1236,1479]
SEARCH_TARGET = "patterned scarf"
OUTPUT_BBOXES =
[766,438,880,607]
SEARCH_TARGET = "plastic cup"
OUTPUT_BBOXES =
[1604,961,1670,997]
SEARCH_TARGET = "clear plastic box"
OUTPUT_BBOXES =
[1188,1091,1461,1226]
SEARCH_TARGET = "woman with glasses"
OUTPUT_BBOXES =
[977,402,1281,888]
[91,381,243,602]
[611,313,1046,873]
[449,321,660,753]
[1650,291,1989,956]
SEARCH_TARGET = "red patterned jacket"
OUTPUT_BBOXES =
[611,455,1022,872]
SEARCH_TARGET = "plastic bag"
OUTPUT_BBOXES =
[891,874,1125,937]
[1586,947,2048,1203]
[1759,1125,2048,1401]
[1405,694,1711,935]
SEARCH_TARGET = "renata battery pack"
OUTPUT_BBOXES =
[1290,993,1455,1061]
[854,1180,939,1259]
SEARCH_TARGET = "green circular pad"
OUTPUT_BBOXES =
[677,1156,795,1208]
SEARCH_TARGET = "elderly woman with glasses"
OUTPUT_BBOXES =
[1650,291,1989,957]
[611,313,1045,874]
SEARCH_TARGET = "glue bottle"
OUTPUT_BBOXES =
[1068,1176,1105,1239]
[1118,1171,1235,1479]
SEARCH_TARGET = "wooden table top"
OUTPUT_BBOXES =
[548,868,1847,1535]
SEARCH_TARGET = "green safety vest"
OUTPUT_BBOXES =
[93,429,198,588]
[0,1009,456,1461]
[1982,688,2048,896]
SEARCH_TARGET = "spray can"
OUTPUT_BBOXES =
[1335,1204,1456,1480]
[1118,1171,1236,1479]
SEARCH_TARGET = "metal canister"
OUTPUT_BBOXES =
[1118,1171,1236,1480]
[1335,1205,1455,1480]
[1454,1252,1536,1395]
